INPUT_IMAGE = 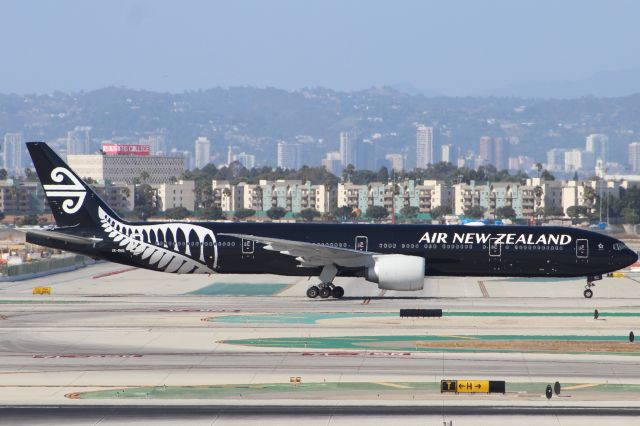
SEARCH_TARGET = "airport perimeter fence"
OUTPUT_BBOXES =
[0,255,93,279]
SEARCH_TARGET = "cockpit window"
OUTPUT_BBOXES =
[613,243,628,251]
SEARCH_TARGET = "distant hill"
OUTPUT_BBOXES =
[484,69,640,99]
[1,87,639,167]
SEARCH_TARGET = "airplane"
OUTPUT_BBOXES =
[24,142,638,299]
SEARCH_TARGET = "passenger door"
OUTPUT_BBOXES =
[488,238,502,272]
[576,238,589,266]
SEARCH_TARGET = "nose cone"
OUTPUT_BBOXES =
[625,249,639,269]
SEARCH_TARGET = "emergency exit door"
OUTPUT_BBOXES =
[242,239,254,254]
[355,236,368,251]
[489,238,502,257]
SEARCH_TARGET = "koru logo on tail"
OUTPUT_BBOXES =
[42,167,87,214]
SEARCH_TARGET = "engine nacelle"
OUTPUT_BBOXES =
[365,254,425,291]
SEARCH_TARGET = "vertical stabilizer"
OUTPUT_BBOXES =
[26,142,124,228]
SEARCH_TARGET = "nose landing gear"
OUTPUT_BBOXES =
[583,274,602,298]
[583,286,593,299]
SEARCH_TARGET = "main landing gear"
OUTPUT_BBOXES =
[306,264,344,299]
[306,283,344,299]
[583,274,602,299]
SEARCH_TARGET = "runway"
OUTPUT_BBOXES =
[2,404,640,426]
[2,262,640,424]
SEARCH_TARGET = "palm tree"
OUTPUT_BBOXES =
[533,185,544,218]
[535,162,543,178]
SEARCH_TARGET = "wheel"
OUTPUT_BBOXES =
[583,289,593,299]
[319,287,332,298]
[306,286,319,298]
[331,286,344,299]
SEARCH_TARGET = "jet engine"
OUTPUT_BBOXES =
[365,254,425,291]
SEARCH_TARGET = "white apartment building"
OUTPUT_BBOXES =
[154,180,195,212]
[211,180,235,211]
[92,182,135,213]
[213,180,332,213]
[337,180,451,215]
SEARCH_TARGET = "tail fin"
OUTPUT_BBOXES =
[26,142,124,228]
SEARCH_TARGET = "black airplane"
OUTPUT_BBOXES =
[24,142,637,299]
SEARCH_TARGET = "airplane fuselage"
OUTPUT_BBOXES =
[27,221,636,280]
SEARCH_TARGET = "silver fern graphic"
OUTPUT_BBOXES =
[98,207,217,274]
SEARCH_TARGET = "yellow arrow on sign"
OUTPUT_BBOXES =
[456,380,489,393]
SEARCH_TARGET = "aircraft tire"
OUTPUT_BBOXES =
[331,286,344,298]
[319,287,332,299]
[306,286,320,298]
[583,289,593,299]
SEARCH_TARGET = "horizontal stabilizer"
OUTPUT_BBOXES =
[23,229,103,246]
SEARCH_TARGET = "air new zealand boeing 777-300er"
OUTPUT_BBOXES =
[23,142,638,299]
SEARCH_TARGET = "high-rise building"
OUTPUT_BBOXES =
[3,132,24,175]
[339,131,356,166]
[355,139,375,170]
[385,154,404,173]
[629,142,640,172]
[415,125,433,169]
[168,149,193,171]
[478,136,493,166]
[585,134,608,162]
[277,141,302,170]
[441,144,451,163]
[564,149,595,173]
[234,152,256,169]
[67,126,92,155]
[322,151,342,176]
[494,137,509,170]
[227,145,233,165]
[508,156,534,172]
[194,136,211,169]
[547,148,567,172]
[139,134,166,155]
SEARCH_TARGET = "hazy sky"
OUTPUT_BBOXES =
[1,0,639,95]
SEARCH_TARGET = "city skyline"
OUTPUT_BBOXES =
[3,128,640,181]
[1,86,640,180]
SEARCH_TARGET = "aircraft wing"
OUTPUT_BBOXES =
[22,228,103,246]
[219,233,376,268]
